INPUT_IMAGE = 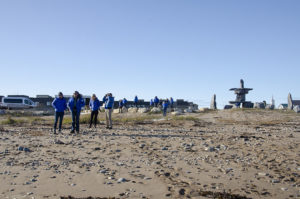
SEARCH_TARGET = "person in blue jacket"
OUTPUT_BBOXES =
[162,100,169,116]
[118,99,123,113]
[134,95,138,107]
[122,98,128,108]
[170,97,174,109]
[89,94,101,128]
[150,99,154,107]
[68,91,85,134]
[103,93,114,129]
[52,92,67,134]
[154,96,159,107]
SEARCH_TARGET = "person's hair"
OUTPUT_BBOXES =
[58,92,63,96]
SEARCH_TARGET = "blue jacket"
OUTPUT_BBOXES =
[103,96,114,109]
[89,98,101,111]
[68,96,85,112]
[154,97,159,104]
[52,97,67,112]
[122,99,127,105]
[150,99,154,106]
[134,96,138,103]
[119,101,123,107]
[163,102,169,109]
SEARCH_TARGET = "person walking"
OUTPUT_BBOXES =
[103,93,114,129]
[118,99,123,113]
[68,91,85,134]
[154,96,159,107]
[89,94,101,128]
[52,92,67,134]
[162,100,169,116]
[134,95,138,107]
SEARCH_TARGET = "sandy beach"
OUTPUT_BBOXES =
[0,109,299,199]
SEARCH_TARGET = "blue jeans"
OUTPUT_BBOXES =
[163,108,167,116]
[54,112,64,130]
[71,111,80,132]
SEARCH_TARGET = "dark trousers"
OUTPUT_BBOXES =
[54,112,64,130]
[90,110,98,127]
[134,102,138,107]
[119,106,123,113]
[163,108,167,116]
[71,111,80,132]
[154,103,158,107]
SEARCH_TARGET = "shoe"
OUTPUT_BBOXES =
[58,129,62,133]
[53,129,57,134]
[89,125,92,128]
[106,126,109,129]
[109,127,112,130]
[70,130,75,134]
[76,130,80,134]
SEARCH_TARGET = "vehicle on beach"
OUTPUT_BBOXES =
[0,97,36,109]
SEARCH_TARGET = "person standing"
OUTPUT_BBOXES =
[154,96,159,107]
[122,98,128,108]
[103,93,114,129]
[134,95,138,107]
[68,91,85,134]
[52,92,67,134]
[118,99,123,113]
[150,99,154,107]
[89,94,100,128]
[170,97,174,109]
[162,101,169,116]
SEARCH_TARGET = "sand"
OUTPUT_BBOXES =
[0,109,299,199]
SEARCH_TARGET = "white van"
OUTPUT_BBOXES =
[1,97,36,109]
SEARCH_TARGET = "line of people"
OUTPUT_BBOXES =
[52,91,114,134]
[52,92,174,134]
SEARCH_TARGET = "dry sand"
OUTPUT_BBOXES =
[0,109,299,199]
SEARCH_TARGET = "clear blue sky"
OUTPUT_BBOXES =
[0,0,299,107]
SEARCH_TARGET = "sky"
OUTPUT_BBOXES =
[0,0,299,107]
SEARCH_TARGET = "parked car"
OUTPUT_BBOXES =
[0,97,36,109]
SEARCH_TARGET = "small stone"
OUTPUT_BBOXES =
[99,169,107,174]
[204,147,215,152]
[162,147,168,151]
[179,188,185,195]
[117,178,127,183]
[258,172,268,176]
[281,187,288,191]
[17,146,24,151]
[54,139,64,145]
[271,179,280,183]
[139,144,145,148]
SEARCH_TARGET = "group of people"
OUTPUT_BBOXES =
[52,92,174,134]
[52,91,114,134]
